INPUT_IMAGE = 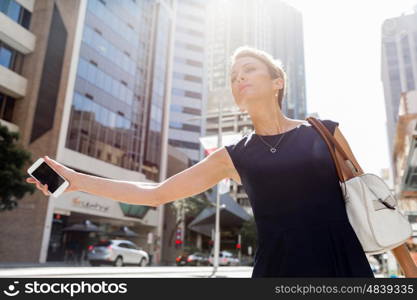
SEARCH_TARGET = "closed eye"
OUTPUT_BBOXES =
[231,67,255,83]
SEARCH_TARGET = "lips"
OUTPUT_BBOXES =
[239,84,251,92]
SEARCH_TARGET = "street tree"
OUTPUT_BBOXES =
[0,124,35,212]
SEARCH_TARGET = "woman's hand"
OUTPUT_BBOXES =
[391,243,417,278]
[26,156,81,196]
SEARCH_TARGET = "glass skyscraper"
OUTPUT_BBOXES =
[169,0,207,165]
[66,0,151,173]
[207,0,307,119]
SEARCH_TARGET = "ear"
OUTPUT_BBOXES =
[272,77,284,92]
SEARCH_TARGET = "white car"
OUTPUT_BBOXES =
[208,251,240,266]
[367,255,381,274]
[87,239,149,267]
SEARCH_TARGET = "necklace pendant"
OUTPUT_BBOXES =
[270,147,277,153]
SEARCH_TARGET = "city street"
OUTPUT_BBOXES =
[0,266,253,278]
[0,265,388,278]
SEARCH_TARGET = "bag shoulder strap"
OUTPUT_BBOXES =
[306,117,363,182]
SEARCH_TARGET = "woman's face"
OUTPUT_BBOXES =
[230,56,283,112]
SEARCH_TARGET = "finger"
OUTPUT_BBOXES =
[26,178,35,183]
[43,156,60,172]
[36,182,44,191]
[44,184,49,195]
[43,155,54,167]
[41,184,48,195]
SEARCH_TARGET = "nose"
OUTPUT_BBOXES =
[236,72,245,83]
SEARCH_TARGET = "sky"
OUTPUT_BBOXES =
[283,0,417,185]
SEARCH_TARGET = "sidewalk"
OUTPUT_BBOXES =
[0,262,84,269]
[0,261,174,269]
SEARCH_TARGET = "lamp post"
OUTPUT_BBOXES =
[187,94,224,277]
[154,0,177,266]
[208,94,223,278]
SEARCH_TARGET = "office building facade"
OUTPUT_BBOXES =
[381,8,417,181]
[168,0,208,165]
[0,0,178,264]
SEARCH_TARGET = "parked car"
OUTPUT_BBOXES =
[367,255,381,274]
[208,250,240,266]
[87,239,149,267]
[176,252,210,266]
[239,255,254,266]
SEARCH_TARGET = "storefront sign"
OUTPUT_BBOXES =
[71,197,110,213]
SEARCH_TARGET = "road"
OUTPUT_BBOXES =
[0,266,253,278]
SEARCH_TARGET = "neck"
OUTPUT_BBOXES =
[250,103,294,135]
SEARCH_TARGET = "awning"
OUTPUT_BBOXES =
[188,186,251,237]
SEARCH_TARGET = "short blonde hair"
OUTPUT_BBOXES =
[230,46,287,109]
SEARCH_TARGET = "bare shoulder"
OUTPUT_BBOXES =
[290,119,310,127]
[209,147,242,185]
[293,119,309,124]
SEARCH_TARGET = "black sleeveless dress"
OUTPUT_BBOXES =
[225,119,375,278]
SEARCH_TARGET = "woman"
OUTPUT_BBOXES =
[27,46,417,278]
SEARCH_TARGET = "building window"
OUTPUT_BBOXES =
[175,41,204,53]
[173,72,202,83]
[172,88,202,100]
[87,0,137,46]
[183,106,201,115]
[20,9,30,28]
[76,57,134,105]
[174,56,203,68]
[0,93,16,122]
[182,123,200,132]
[169,138,200,150]
[185,91,202,99]
[184,74,202,83]
[0,0,31,29]
[0,41,23,73]
[186,59,203,68]
[169,121,182,128]
[0,45,13,68]
[186,44,203,52]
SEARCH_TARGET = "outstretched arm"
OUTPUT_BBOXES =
[27,148,234,208]
[154,147,233,206]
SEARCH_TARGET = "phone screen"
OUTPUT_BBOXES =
[31,162,65,193]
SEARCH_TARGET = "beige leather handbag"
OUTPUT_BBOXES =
[307,117,412,255]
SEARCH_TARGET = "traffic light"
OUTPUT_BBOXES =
[175,228,182,248]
